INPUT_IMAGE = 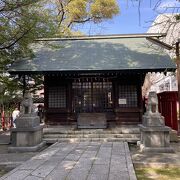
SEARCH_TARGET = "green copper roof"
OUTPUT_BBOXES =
[9,36,176,73]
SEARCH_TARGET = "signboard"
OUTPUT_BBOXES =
[118,99,127,105]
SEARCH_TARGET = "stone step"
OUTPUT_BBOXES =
[43,137,140,143]
[43,133,140,139]
[43,128,140,134]
[43,126,140,144]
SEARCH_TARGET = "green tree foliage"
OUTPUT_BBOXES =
[0,0,57,102]
[49,0,119,35]
[0,0,56,60]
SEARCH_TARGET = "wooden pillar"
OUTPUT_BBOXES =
[113,80,118,109]
[137,74,143,122]
[67,80,72,113]
[113,79,119,124]
[44,75,48,124]
[137,74,143,108]
[66,80,73,125]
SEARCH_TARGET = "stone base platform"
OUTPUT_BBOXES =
[8,141,46,153]
[139,143,174,153]
[9,125,44,152]
[77,113,107,129]
[139,125,174,153]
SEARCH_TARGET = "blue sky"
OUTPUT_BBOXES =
[77,0,180,35]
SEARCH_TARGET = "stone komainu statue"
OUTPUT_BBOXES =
[146,91,159,113]
[20,92,34,114]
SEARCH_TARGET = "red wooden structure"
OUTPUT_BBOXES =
[158,91,179,131]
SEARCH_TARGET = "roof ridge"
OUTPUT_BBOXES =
[35,33,166,41]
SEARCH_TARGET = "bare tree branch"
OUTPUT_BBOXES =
[57,1,65,27]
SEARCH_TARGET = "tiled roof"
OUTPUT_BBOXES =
[9,35,176,73]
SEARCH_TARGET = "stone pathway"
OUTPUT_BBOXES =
[0,142,136,180]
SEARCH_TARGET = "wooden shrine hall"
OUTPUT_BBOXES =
[9,34,176,128]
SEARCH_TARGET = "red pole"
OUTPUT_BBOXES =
[1,109,5,130]
[8,112,11,128]
[176,42,180,133]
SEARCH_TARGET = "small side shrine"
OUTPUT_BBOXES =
[9,92,45,152]
[139,91,173,153]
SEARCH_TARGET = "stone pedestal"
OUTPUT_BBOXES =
[139,91,174,153]
[77,113,107,129]
[9,115,45,152]
[139,125,173,152]
[170,130,178,142]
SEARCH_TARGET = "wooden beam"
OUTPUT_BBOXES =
[146,37,173,50]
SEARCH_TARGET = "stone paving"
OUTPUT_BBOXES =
[0,142,137,180]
